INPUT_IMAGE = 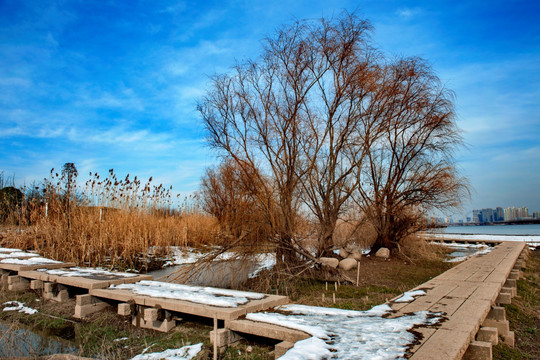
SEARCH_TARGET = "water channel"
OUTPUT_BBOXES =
[0,322,77,357]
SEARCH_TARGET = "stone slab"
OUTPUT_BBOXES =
[0,262,76,272]
[228,319,310,343]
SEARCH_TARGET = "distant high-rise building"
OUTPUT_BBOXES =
[495,207,504,222]
[504,207,517,221]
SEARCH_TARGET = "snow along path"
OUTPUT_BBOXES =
[247,304,442,360]
[0,257,62,265]
[38,267,138,278]
[430,242,494,263]
[0,251,38,259]
[130,343,202,360]
[426,233,540,246]
[2,301,38,315]
[111,280,265,307]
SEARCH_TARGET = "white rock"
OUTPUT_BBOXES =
[339,258,358,271]
[375,247,390,259]
[319,257,339,268]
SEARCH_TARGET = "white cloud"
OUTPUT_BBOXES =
[396,7,423,19]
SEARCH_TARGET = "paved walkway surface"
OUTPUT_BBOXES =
[387,241,526,359]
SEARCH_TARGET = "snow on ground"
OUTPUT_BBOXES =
[0,251,39,259]
[247,304,441,360]
[2,301,38,315]
[429,242,494,263]
[112,280,265,307]
[0,247,22,253]
[248,253,276,278]
[38,267,138,278]
[394,290,426,303]
[0,257,63,265]
[130,343,203,360]
[162,247,277,279]
[426,233,540,246]
[163,247,237,266]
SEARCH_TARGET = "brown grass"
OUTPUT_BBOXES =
[0,169,220,270]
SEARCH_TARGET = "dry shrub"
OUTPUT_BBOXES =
[200,159,274,248]
[332,218,377,250]
[395,234,444,261]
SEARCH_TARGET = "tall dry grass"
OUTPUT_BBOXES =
[0,169,220,270]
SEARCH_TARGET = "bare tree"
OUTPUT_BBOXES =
[354,57,469,253]
[199,13,383,263]
[199,13,468,263]
[296,15,380,257]
[199,18,319,265]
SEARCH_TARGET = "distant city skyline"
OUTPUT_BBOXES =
[438,205,540,224]
[1,1,539,215]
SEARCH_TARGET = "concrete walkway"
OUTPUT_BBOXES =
[387,241,527,360]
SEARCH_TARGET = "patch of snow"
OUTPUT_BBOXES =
[0,257,62,265]
[394,290,426,303]
[430,242,494,262]
[2,301,38,315]
[38,267,138,278]
[427,233,540,246]
[0,251,39,258]
[112,280,265,307]
[247,304,441,360]
[130,343,203,360]
[113,337,129,342]
[248,253,276,278]
[445,256,468,263]
[0,247,22,253]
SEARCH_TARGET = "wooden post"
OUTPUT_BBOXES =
[322,293,325,302]
[333,293,336,304]
[356,261,360,287]
[213,314,218,360]
[334,282,337,291]
[325,282,328,291]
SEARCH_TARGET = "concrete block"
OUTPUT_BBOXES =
[508,271,519,280]
[487,306,506,322]
[275,341,294,359]
[118,303,131,316]
[54,289,69,302]
[501,331,515,348]
[137,317,176,333]
[7,276,30,291]
[464,341,492,360]
[483,319,509,337]
[44,282,54,293]
[477,327,498,345]
[496,293,512,305]
[210,328,243,347]
[74,301,110,318]
[501,287,514,298]
[30,280,44,290]
[76,294,94,306]
[144,308,159,322]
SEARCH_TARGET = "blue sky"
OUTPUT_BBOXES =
[1,0,539,219]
